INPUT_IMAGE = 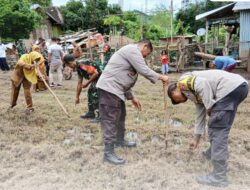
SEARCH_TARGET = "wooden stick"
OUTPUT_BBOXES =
[194,52,216,60]
[36,69,71,118]
[163,84,169,148]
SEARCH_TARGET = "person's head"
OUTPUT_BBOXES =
[56,38,61,44]
[32,44,40,52]
[103,44,111,52]
[38,37,45,44]
[63,54,76,69]
[138,39,153,58]
[161,50,167,55]
[167,83,188,105]
[29,51,42,63]
[206,60,216,69]
[51,37,58,43]
[13,44,17,50]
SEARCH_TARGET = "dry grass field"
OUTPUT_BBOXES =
[0,70,250,190]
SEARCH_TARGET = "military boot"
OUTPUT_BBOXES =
[104,143,125,165]
[196,160,229,187]
[80,111,95,119]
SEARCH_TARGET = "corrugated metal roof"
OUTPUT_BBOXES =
[233,2,250,11]
[196,3,235,20]
[46,7,64,25]
[239,11,250,58]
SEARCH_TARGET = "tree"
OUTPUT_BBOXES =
[175,3,205,34]
[144,24,165,41]
[30,0,52,7]
[174,19,190,35]
[149,6,171,35]
[0,0,41,40]
[108,4,122,15]
[175,0,230,34]
[84,0,109,32]
[60,0,110,33]
[104,15,123,35]
[123,20,141,41]
[60,0,85,31]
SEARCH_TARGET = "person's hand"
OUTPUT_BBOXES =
[189,137,200,151]
[160,75,169,86]
[75,97,80,105]
[131,98,142,111]
[29,64,36,70]
[82,82,89,88]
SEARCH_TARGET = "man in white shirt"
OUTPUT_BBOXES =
[0,41,10,71]
[48,37,64,87]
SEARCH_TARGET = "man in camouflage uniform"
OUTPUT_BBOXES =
[63,54,103,122]
[103,44,112,68]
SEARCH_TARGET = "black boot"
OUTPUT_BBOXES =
[80,111,95,119]
[104,143,125,165]
[196,160,229,187]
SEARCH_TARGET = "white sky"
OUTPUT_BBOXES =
[52,0,182,12]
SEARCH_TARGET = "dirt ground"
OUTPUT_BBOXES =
[0,70,250,190]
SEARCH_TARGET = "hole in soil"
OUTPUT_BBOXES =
[169,118,183,128]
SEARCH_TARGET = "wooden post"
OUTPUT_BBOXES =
[248,48,250,72]
[170,0,173,44]
[205,19,209,53]
[87,30,93,60]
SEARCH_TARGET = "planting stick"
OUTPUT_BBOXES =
[163,84,169,148]
[37,69,71,118]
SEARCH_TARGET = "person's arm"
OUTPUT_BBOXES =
[17,60,35,70]
[189,103,206,150]
[126,50,160,83]
[48,46,52,64]
[60,47,64,62]
[125,89,142,110]
[82,70,98,88]
[127,50,169,85]
[222,61,229,70]
[75,76,83,105]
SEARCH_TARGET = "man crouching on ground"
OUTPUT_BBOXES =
[96,39,169,165]
[167,70,248,187]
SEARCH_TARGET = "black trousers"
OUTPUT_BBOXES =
[99,89,126,144]
[0,58,9,71]
[207,82,249,161]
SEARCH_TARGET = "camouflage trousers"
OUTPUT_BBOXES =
[87,82,99,114]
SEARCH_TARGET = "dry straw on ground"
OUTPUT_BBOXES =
[0,71,250,190]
